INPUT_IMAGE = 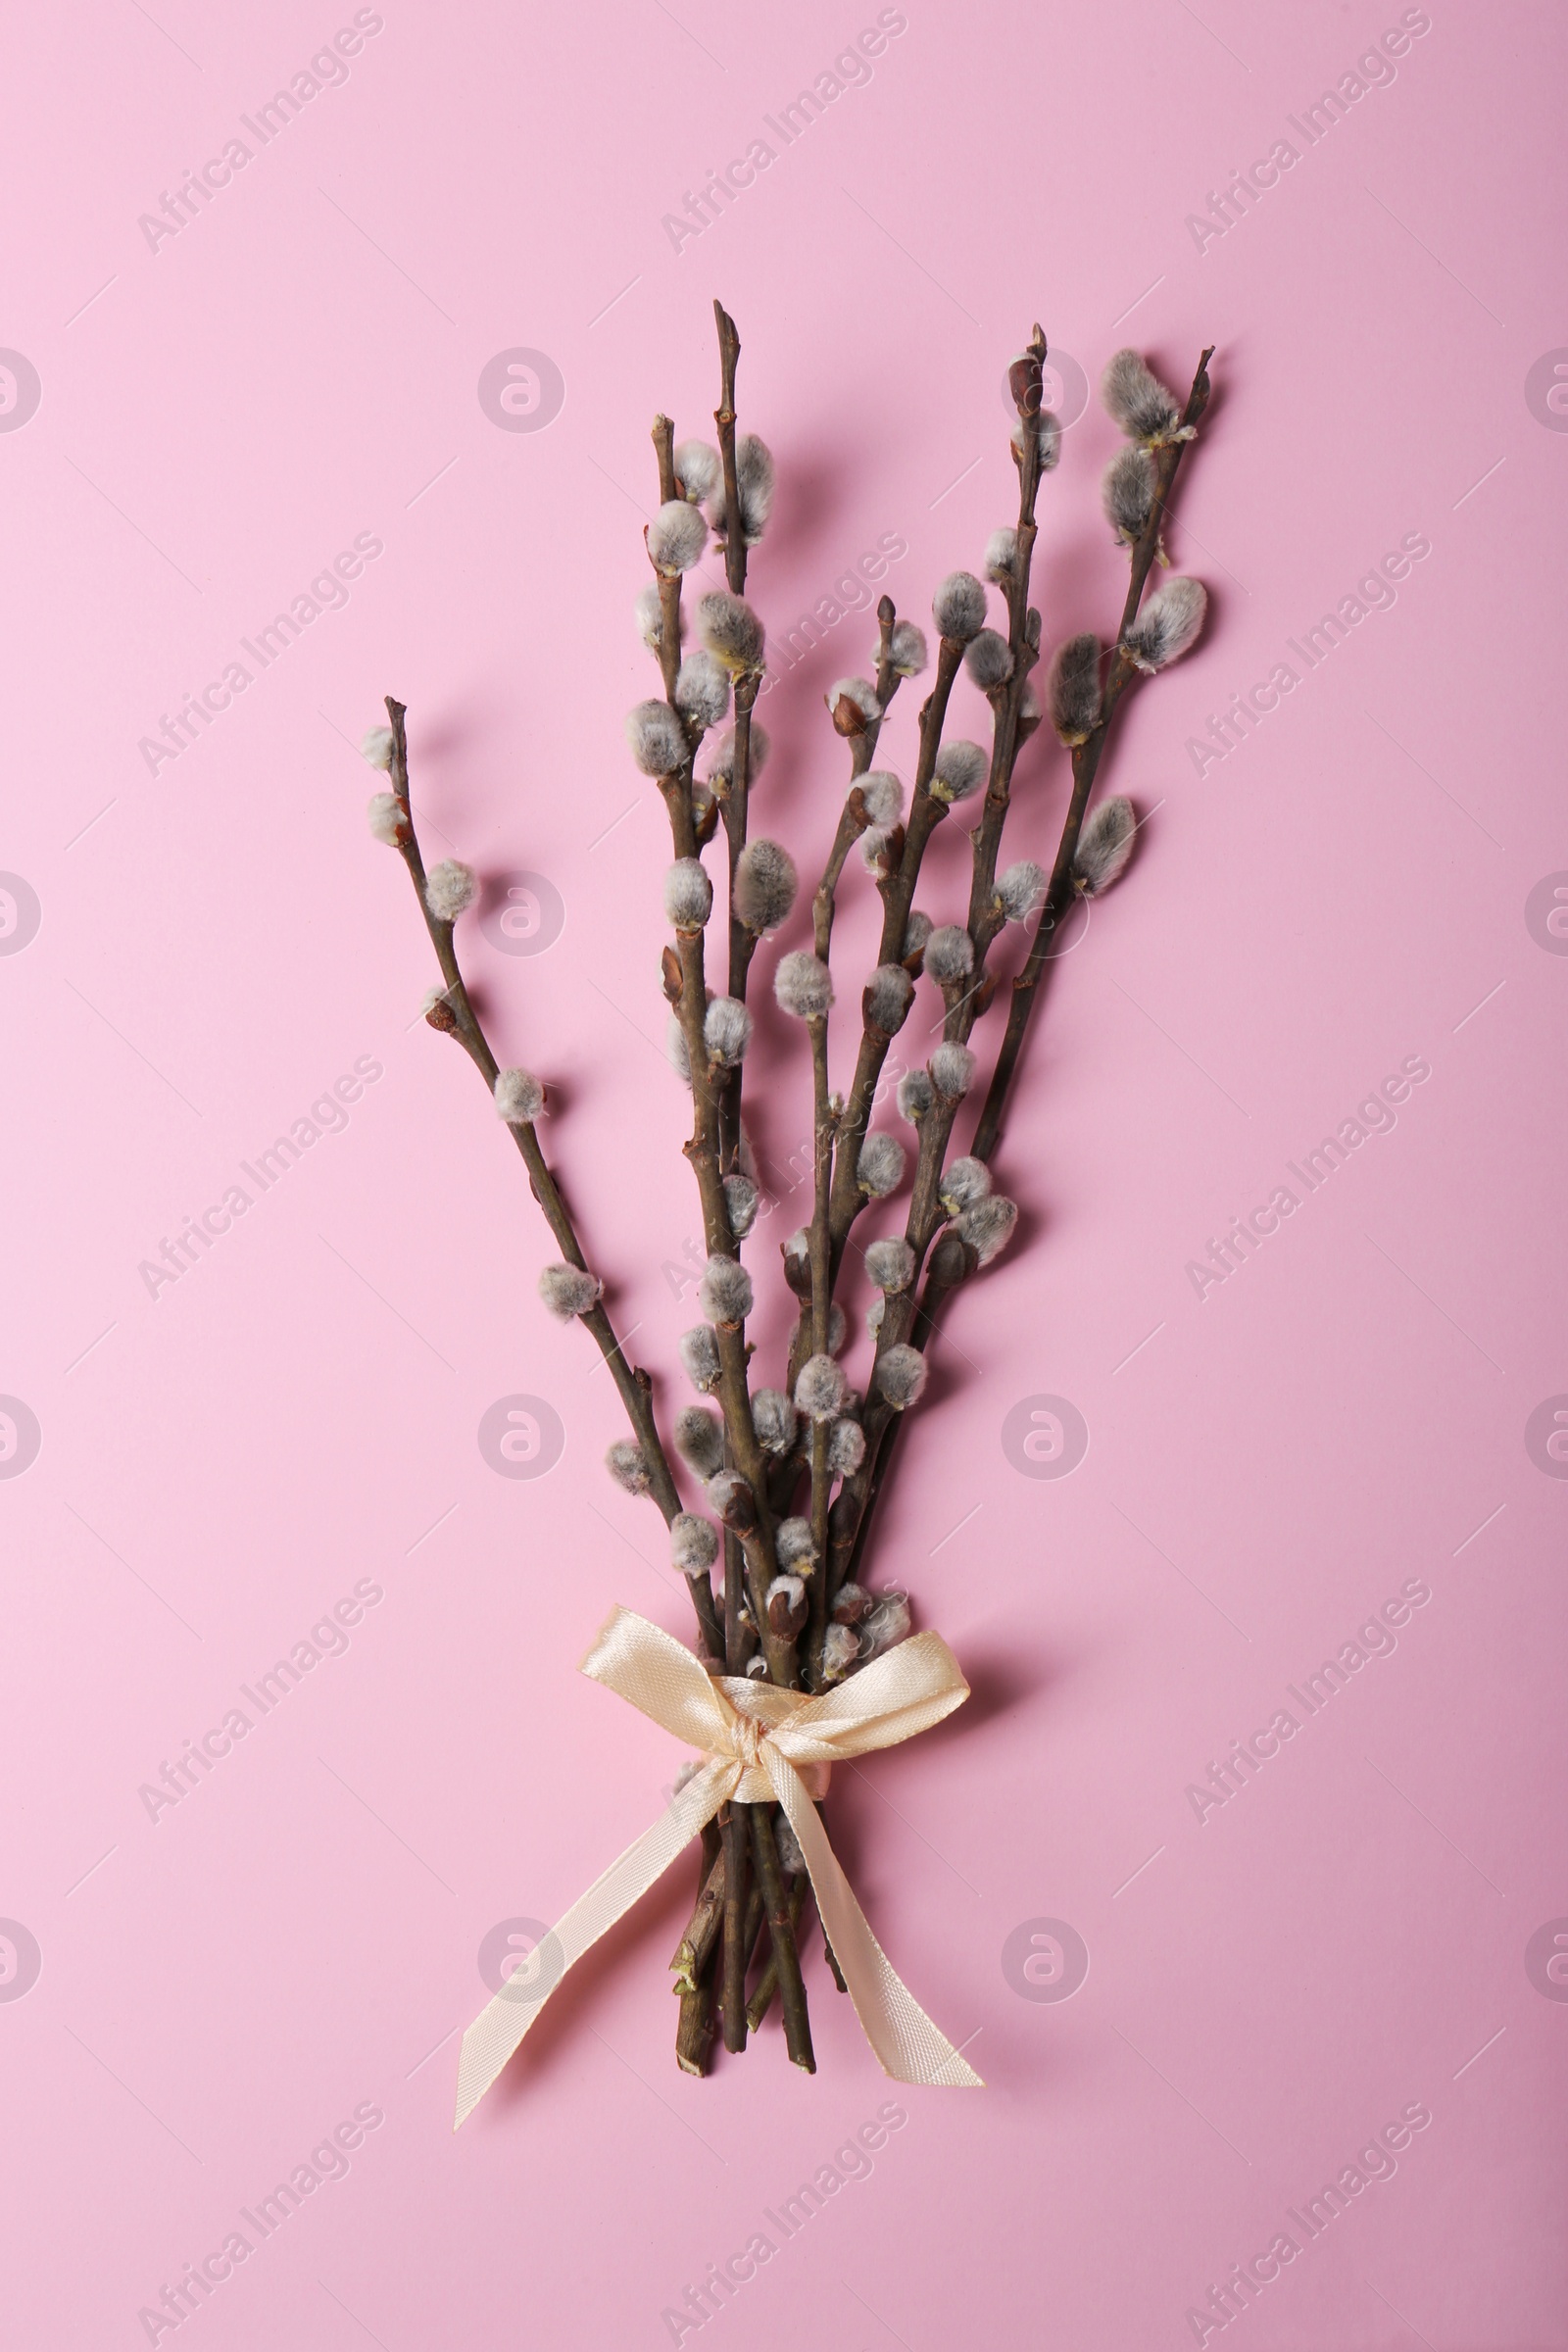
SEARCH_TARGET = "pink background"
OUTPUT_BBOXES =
[3,1,1565,2344]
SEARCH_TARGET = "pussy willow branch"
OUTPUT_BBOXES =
[779,599,902,1403]
[843,345,1216,1591]
[795,597,903,1663]
[973,346,1214,1158]
[648,416,790,1691]
[711,302,759,1169]
[378,699,720,1671]
[824,631,964,1271]
[811,349,1054,1631]
[651,387,755,2049]
[653,323,817,2069]
[712,306,815,2067]
[705,305,764,1844]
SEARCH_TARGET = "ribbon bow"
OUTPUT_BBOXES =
[455,1606,983,2126]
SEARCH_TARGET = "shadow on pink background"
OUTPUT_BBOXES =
[1,1,1564,2344]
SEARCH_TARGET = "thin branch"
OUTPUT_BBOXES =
[973,346,1214,1159]
[825,634,965,1265]
[750,1805,814,2068]
[380,698,720,1665]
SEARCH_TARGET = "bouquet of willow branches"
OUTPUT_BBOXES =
[363,306,1213,2081]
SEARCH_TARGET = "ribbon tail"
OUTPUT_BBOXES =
[768,1756,984,2088]
[454,1759,735,2129]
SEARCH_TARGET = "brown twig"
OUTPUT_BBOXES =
[380,700,722,1663]
[749,1806,814,2069]
[825,634,965,1267]
[676,1963,718,2076]
[746,1865,808,2032]
[718,1802,750,2053]
[670,1843,725,1992]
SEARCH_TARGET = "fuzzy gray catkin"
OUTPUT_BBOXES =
[674,1405,726,1478]
[733,838,797,933]
[634,582,666,653]
[538,1262,602,1319]
[897,1068,934,1123]
[698,1253,753,1325]
[1047,634,1103,745]
[875,1344,927,1410]
[932,570,987,641]
[932,740,987,802]
[773,951,833,1019]
[964,630,1013,692]
[696,590,764,675]
[713,432,774,545]
[673,439,721,504]
[960,1195,1018,1265]
[494,1067,545,1124]
[862,963,913,1036]
[889,619,927,675]
[821,1624,859,1681]
[678,1324,721,1393]
[722,1173,759,1239]
[795,1353,846,1421]
[939,1155,991,1213]
[1073,796,1138,896]
[774,1517,816,1568]
[864,1235,915,1292]
[674,651,730,730]
[367,792,404,845]
[857,770,903,828]
[1101,347,1189,446]
[929,1042,976,1099]
[424,860,477,922]
[670,1512,720,1573]
[1011,410,1061,472]
[647,499,708,573]
[859,827,895,879]
[605,1440,652,1495]
[625,699,688,777]
[858,1132,906,1198]
[922,925,973,987]
[663,857,713,930]
[704,996,753,1066]
[752,1388,798,1455]
[827,1416,866,1476]
[996,859,1046,923]
[984,526,1018,581]
[1122,578,1206,672]
[1102,445,1156,546]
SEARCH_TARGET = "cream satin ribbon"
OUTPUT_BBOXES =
[455,1605,983,2126]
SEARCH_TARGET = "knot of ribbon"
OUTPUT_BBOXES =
[455,1605,984,2127]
